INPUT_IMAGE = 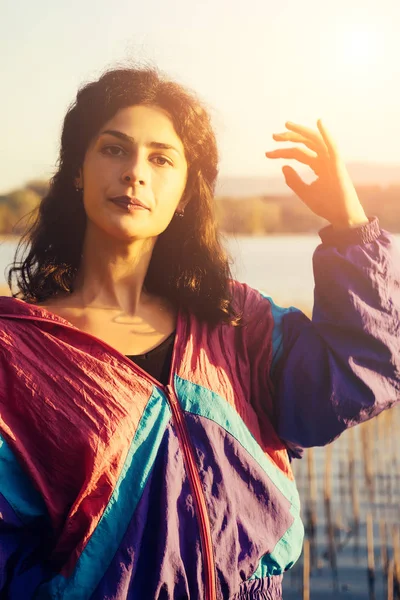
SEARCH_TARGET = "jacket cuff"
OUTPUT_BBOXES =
[318,216,381,247]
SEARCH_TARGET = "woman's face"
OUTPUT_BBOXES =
[75,104,189,242]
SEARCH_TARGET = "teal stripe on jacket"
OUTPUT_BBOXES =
[36,387,171,600]
[258,293,301,374]
[0,433,48,522]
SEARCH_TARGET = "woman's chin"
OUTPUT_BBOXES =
[87,214,149,241]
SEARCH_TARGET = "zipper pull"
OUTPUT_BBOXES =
[165,384,177,404]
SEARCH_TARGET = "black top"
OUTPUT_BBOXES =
[126,331,176,386]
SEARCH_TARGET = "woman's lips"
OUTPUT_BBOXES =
[109,196,149,211]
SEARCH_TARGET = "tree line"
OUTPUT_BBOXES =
[0,179,399,236]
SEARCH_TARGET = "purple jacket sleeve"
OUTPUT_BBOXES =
[271,217,400,452]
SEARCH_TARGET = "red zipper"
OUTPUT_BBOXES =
[4,309,217,599]
[165,384,217,600]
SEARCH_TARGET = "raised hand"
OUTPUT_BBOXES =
[265,120,369,229]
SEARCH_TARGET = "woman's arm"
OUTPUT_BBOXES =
[259,120,400,452]
[269,219,400,452]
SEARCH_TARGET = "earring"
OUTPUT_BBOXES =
[175,210,184,218]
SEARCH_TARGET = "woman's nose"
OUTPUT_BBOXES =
[122,154,148,185]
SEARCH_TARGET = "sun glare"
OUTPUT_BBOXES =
[347,30,375,63]
[338,25,384,70]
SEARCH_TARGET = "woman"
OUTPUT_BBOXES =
[1,66,399,599]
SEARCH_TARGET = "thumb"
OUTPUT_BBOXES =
[282,166,307,198]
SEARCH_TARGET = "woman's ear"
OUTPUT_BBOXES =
[74,169,83,189]
[177,195,190,215]
[178,198,190,212]
[179,175,195,211]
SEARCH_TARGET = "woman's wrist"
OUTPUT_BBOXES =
[330,210,369,231]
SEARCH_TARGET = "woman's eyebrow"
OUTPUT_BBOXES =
[100,129,182,156]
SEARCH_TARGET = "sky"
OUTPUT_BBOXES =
[1,0,400,194]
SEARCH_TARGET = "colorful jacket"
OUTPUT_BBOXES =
[0,217,399,599]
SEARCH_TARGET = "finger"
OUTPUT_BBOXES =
[272,132,320,154]
[281,165,310,198]
[265,147,319,170]
[317,119,340,160]
[285,121,328,156]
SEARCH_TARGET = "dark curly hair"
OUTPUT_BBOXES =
[7,64,241,326]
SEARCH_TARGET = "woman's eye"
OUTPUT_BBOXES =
[102,145,126,157]
[152,156,172,167]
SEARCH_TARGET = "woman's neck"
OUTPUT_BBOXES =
[72,228,157,315]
